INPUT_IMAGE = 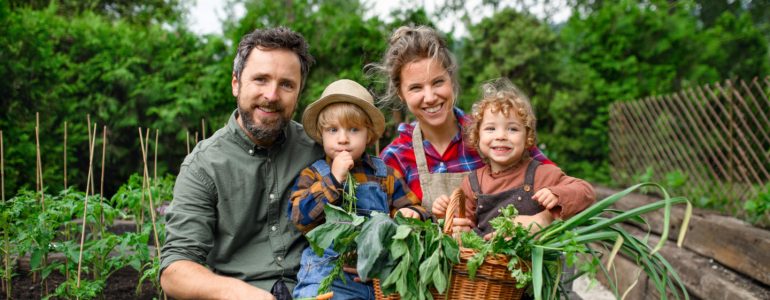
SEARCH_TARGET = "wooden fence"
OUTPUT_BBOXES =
[609,77,770,211]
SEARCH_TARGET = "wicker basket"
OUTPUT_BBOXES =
[373,189,527,300]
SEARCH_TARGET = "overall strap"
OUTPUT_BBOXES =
[311,159,331,177]
[369,156,388,178]
[469,170,482,196]
[523,160,542,192]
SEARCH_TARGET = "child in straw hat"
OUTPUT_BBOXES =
[289,79,428,299]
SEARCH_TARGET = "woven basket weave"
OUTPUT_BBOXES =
[373,189,527,300]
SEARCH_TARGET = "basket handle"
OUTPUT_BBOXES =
[442,188,466,234]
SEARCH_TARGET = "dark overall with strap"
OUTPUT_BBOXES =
[472,160,543,236]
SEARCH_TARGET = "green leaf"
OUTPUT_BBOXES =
[393,225,412,240]
[418,251,439,286]
[30,248,44,269]
[432,260,447,293]
[441,235,460,264]
[532,246,544,300]
[356,213,396,281]
[306,222,354,256]
[323,204,354,223]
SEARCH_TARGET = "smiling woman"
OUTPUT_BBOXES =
[371,25,554,212]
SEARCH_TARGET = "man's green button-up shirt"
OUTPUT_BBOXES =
[160,110,323,291]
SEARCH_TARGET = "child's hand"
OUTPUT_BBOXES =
[449,217,475,237]
[431,195,450,218]
[513,212,554,233]
[532,188,559,210]
[331,151,354,183]
[397,207,420,219]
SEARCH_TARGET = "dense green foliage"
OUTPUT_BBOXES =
[1,0,768,214]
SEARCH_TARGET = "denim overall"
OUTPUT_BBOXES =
[472,160,543,236]
[293,158,390,300]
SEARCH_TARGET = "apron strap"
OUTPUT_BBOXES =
[412,123,431,177]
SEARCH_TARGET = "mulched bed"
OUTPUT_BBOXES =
[3,267,160,299]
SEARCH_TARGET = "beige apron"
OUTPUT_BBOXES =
[413,123,469,210]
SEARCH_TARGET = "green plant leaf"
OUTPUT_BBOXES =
[356,213,396,281]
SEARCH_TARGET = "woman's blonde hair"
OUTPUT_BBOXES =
[466,78,537,163]
[317,102,379,146]
[366,25,459,108]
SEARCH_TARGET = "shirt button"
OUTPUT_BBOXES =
[276,256,283,261]
[271,225,277,231]
[269,194,275,200]
[248,149,254,155]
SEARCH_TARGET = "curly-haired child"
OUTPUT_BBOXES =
[433,78,595,238]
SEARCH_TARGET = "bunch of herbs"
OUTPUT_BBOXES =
[304,175,363,294]
[356,213,459,300]
[460,182,693,300]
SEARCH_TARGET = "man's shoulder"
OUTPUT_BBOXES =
[286,120,319,148]
[184,127,233,160]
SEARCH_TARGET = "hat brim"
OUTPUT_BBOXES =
[302,93,386,145]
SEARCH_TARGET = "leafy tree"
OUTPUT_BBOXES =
[0,3,227,195]
[7,0,188,25]
[554,0,768,182]
[458,8,564,143]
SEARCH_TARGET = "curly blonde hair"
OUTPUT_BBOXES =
[366,25,459,109]
[466,78,537,163]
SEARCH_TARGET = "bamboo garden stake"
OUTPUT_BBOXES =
[64,121,67,189]
[138,128,163,266]
[76,123,97,297]
[86,115,94,196]
[2,130,10,300]
[34,113,49,294]
[201,118,206,140]
[35,112,44,210]
[99,126,107,227]
[154,129,158,184]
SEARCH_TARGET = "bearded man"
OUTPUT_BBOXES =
[160,27,324,300]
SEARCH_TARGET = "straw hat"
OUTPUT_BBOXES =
[302,79,385,144]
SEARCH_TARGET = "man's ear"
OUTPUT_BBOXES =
[231,73,239,97]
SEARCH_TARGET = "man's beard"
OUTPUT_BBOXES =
[237,98,288,145]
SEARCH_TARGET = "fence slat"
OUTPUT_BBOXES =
[609,78,769,208]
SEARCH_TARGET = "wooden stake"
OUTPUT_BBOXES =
[138,129,162,259]
[76,123,97,291]
[186,130,190,155]
[1,130,4,201]
[154,128,158,184]
[194,131,199,144]
[201,118,206,140]
[86,115,95,196]
[99,126,107,226]
[2,130,10,300]
[64,121,68,189]
[35,112,44,210]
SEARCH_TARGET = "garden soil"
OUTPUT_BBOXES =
[3,267,159,299]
